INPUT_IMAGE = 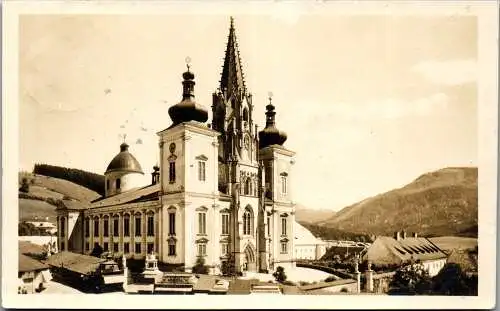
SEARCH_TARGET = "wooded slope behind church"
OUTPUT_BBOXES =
[56,17,297,274]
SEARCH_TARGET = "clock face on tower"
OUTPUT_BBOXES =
[169,143,176,154]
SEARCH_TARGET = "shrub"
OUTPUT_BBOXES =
[340,287,349,293]
[282,280,295,286]
[324,276,336,282]
[272,266,287,283]
[19,178,30,193]
[192,256,209,275]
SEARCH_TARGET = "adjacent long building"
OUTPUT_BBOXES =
[56,18,296,274]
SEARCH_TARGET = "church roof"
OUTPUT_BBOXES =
[294,222,324,245]
[105,143,144,175]
[91,183,160,208]
[220,17,246,98]
[363,236,448,265]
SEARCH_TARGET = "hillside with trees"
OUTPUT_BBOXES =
[316,167,477,238]
[33,163,105,196]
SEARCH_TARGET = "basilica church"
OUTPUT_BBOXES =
[56,17,297,274]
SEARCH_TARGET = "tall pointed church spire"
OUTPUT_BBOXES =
[220,16,246,99]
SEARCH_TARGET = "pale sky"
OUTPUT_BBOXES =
[19,14,477,211]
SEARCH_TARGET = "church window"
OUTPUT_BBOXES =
[124,242,130,254]
[93,217,99,237]
[135,243,141,254]
[60,242,65,251]
[281,216,287,236]
[169,162,176,183]
[113,242,119,253]
[106,180,110,190]
[103,242,109,252]
[147,243,154,254]
[147,213,154,236]
[243,107,248,122]
[281,175,287,194]
[244,178,251,195]
[169,212,176,235]
[113,216,119,236]
[267,216,271,236]
[197,243,207,257]
[281,242,288,254]
[103,216,109,237]
[116,178,121,190]
[221,213,229,235]
[84,217,90,237]
[135,214,142,237]
[60,217,65,237]
[243,208,252,236]
[123,214,130,237]
[198,212,207,235]
[168,240,176,256]
[198,161,206,181]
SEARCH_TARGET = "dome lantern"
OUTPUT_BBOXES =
[168,57,209,126]
[258,92,287,149]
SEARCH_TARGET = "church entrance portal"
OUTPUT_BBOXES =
[242,243,256,272]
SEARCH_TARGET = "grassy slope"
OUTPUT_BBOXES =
[317,167,478,237]
[18,173,101,222]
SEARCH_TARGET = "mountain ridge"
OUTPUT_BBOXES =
[316,167,477,237]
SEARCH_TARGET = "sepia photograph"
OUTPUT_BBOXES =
[2,0,498,309]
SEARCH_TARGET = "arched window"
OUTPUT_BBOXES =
[243,208,253,236]
[103,215,109,237]
[168,207,176,235]
[243,107,248,122]
[147,211,155,237]
[113,215,119,236]
[123,213,130,237]
[244,178,251,195]
[106,180,110,190]
[93,216,100,237]
[169,161,176,183]
[116,178,121,190]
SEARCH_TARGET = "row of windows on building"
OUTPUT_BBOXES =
[76,213,156,238]
[59,210,288,246]
[168,160,207,183]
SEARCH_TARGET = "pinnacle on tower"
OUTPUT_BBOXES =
[220,16,246,99]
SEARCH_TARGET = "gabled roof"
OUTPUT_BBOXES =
[363,236,447,265]
[45,251,106,275]
[19,254,48,273]
[91,184,160,208]
[19,241,46,257]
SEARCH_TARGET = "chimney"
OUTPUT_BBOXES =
[402,231,407,239]
[394,231,401,241]
[412,232,418,238]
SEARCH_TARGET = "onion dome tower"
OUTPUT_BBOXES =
[104,142,144,196]
[258,93,287,149]
[168,59,209,126]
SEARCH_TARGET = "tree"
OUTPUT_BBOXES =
[192,256,209,275]
[432,263,477,295]
[220,254,235,276]
[272,266,287,283]
[90,244,104,258]
[388,261,432,295]
[19,177,30,193]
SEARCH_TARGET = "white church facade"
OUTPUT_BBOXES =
[56,18,302,274]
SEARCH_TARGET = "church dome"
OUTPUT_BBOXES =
[258,103,287,149]
[168,65,208,126]
[105,143,144,174]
